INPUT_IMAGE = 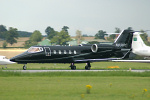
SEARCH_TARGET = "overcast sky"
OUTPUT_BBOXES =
[0,0,150,36]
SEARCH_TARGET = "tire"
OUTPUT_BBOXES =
[74,66,76,70]
[85,66,90,70]
[87,66,90,70]
[23,65,27,70]
[71,66,76,70]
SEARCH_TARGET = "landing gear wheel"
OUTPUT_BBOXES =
[85,66,90,70]
[71,66,76,70]
[70,63,76,70]
[23,65,27,70]
[85,62,91,70]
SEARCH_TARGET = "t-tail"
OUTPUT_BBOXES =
[114,30,134,49]
[113,30,134,59]
[132,32,147,50]
[132,32,150,56]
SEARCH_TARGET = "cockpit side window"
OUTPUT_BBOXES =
[3,57,8,59]
[27,47,43,53]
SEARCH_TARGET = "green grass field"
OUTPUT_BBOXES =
[1,61,150,70]
[1,62,150,100]
[0,76,150,100]
[0,71,150,100]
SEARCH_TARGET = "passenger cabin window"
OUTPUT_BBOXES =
[74,50,77,54]
[53,50,56,54]
[59,50,61,54]
[69,50,72,54]
[27,47,43,53]
[64,50,67,54]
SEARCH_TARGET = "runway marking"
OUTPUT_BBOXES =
[3,69,150,73]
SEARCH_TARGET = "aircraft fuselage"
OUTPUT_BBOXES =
[10,45,124,64]
[10,30,134,70]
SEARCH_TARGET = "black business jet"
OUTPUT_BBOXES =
[10,30,134,70]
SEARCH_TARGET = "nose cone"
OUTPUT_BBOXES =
[10,51,28,64]
[10,57,16,62]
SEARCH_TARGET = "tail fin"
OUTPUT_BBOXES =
[132,32,147,50]
[114,30,134,49]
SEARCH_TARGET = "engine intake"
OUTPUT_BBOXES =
[91,44,98,53]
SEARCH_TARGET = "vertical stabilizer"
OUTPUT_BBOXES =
[131,32,150,56]
[114,30,133,49]
[132,32,147,50]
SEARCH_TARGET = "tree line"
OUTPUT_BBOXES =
[94,27,150,46]
[45,26,71,45]
[24,26,72,48]
[0,24,149,49]
[0,25,72,48]
[94,27,132,41]
[0,25,19,47]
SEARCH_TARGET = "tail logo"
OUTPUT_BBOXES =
[133,37,137,41]
[115,43,127,47]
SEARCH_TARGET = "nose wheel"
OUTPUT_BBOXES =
[23,65,27,70]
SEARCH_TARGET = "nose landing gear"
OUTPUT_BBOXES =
[23,65,27,70]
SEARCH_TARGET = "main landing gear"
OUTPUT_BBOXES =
[70,62,91,70]
[23,65,27,70]
[70,63,76,70]
[22,63,91,70]
[85,62,91,70]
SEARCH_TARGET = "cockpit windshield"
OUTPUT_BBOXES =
[27,47,43,53]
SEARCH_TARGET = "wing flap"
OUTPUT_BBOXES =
[74,58,122,63]
[74,49,131,63]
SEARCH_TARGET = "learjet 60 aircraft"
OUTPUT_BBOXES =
[10,30,134,70]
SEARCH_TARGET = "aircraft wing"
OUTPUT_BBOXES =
[74,58,122,63]
[74,50,131,63]
[112,60,150,63]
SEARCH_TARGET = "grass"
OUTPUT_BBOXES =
[1,61,150,70]
[1,70,150,77]
[0,76,150,100]
[1,61,150,100]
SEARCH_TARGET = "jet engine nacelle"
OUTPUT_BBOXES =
[91,44,98,53]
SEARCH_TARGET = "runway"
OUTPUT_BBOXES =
[3,69,150,73]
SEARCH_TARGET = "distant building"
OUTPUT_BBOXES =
[38,37,113,46]
[71,36,110,42]
[38,39,52,46]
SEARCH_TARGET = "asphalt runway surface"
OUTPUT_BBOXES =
[3,69,150,73]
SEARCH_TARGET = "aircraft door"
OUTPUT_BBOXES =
[44,47,51,56]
